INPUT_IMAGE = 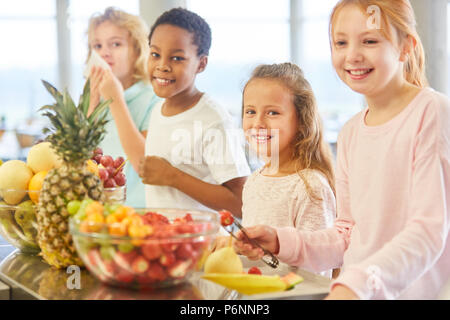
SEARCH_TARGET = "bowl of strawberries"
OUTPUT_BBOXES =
[68,201,219,289]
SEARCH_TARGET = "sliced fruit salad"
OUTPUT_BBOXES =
[68,200,215,288]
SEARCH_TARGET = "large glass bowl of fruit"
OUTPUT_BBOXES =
[68,201,220,289]
[88,148,126,204]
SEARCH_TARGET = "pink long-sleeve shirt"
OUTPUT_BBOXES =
[276,88,450,299]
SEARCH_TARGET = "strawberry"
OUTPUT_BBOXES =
[98,260,116,280]
[142,212,169,225]
[159,252,176,267]
[175,243,194,260]
[154,224,178,237]
[168,260,192,279]
[219,210,234,226]
[248,266,262,275]
[87,249,101,268]
[141,243,163,260]
[183,213,193,222]
[161,240,179,253]
[148,263,167,282]
[176,223,195,234]
[113,251,138,272]
[191,239,207,250]
[131,256,150,274]
[115,269,135,283]
[136,274,154,286]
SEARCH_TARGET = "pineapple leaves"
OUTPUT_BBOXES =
[79,79,91,116]
[39,79,112,163]
[42,80,64,106]
[89,99,111,124]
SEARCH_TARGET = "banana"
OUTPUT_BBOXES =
[202,273,289,295]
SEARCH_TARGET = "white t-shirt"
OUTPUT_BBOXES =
[145,93,251,211]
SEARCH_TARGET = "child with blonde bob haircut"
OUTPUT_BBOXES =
[87,7,161,207]
[87,7,150,85]
[235,0,450,300]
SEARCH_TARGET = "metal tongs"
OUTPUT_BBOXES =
[223,218,279,269]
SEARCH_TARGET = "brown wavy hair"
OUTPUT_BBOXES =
[86,7,150,83]
[329,0,428,88]
[243,63,336,200]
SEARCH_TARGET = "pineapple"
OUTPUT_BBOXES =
[37,80,110,268]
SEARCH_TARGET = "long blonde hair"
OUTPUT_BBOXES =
[243,63,336,199]
[329,0,428,88]
[86,7,150,83]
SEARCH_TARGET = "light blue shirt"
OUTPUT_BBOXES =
[100,81,161,207]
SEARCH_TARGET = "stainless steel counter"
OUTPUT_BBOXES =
[0,250,330,300]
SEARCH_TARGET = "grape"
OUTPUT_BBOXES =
[114,172,126,186]
[100,155,114,167]
[104,178,117,188]
[113,156,125,169]
[94,147,103,156]
[107,166,116,177]
[99,168,109,181]
[93,155,102,164]
[67,200,81,216]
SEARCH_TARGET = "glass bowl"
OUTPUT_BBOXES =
[0,189,40,254]
[69,208,219,289]
[103,185,126,204]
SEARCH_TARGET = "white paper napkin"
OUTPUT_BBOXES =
[83,50,112,78]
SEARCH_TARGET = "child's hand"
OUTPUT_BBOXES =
[324,284,359,300]
[139,156,178,186]
[233,225,279,261]
[211,236,232,252]
[91,66,124,105]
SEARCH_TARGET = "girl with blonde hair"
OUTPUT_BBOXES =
[87,7,161,207]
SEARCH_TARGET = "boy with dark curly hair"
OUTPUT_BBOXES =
[138,8,250,217]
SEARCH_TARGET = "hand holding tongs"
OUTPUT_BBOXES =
[219,210,279,269]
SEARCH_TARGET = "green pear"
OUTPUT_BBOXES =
[14,200,37,242]
[0,201,22,242]
[204,245,243,274]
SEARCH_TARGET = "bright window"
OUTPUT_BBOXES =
[0,0,57,129]
[299,0,363,143]
[186,0,291,122]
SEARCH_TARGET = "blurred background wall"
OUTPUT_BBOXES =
[0,0,448,160]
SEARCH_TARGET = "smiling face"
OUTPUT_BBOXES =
[331,5,406,98]
[243,78,299,168]
[90,21,138,88]
[148,24,207,102]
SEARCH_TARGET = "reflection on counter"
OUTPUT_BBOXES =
[0,251,233,300]
[0,250,331,300]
